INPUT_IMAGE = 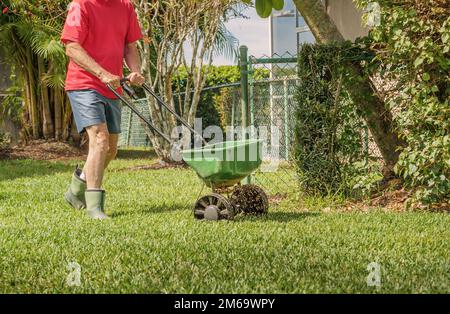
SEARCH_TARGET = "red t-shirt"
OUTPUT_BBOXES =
[61,0,143,99]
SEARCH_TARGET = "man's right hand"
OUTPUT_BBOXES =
[100,72,121,90]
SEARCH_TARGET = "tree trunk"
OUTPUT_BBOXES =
[38,57,54,139]
[292,0,404,174]
[25,47,40,139]
[62,95,73,141]
[293,0,344,42]
[54,89,63,140]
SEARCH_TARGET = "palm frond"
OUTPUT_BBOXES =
[212,21,239,62]
[41,73,65,89]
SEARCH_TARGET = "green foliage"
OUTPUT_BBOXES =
[0,72,23,124]
[271,0,284,11]
[0,1,68,90]
[355,0,450,205]
[173,66,269,128]
[254,0,284,18]
[0,0,71,140]
[255,0,272,18]
[295,43,378,196]
[350,161,384,197]
[0,131,11,150]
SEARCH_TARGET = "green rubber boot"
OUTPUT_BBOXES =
[64,167,86,210]
[85,190,110,220]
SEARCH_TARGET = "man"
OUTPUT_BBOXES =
[61,0,144,220]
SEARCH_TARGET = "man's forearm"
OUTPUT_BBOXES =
[66,42,108,79]
[124,43,142,73]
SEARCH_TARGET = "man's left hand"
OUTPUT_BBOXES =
[127,72,145,86]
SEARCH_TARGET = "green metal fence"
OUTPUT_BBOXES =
[118,47,302,195]
[237,47,300,194]
[118,46,382,197]
[118,99,152,148]
[118,85,242,148]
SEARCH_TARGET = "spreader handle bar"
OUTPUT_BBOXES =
[107,84,173,144]
[141,82,207,145]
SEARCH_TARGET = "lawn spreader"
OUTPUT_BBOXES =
[108,80,269,221]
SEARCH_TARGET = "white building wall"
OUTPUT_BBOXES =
[325,0,369,41]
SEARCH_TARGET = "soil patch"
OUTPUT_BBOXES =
[0,140,85,161]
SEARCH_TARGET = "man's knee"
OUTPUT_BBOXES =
[96,132,110,153]
[87,125,110,153]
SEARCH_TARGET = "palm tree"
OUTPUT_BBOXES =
[0,0,74,141]
[0,0,243,150]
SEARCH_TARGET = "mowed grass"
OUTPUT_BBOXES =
[0,149,449,293]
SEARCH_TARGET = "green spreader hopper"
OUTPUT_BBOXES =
[182,139,263,189]
[110,80,269,221]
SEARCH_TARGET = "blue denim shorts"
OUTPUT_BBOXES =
[67,90,122,134]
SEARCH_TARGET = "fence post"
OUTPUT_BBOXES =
[231,90,236,132]
[248,58,255,133]
[239,45,252,184]
[283,79,290,160]
[239,45,250,132]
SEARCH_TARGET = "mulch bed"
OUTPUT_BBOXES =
[118,160,187,172]
[342,179,449,213]
[0,140,86,161]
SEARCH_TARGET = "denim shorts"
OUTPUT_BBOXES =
[67,90,122,134]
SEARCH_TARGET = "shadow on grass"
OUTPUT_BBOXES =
[0,160,74,181]
[235,211,320,223]
[117,148,157,160]
[110,202,190,218]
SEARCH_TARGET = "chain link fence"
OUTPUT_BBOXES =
[118,99,152,148]
[245,53,300,195]
[118,84,243,148]
[118,49,383,198]
[242,51,383,195]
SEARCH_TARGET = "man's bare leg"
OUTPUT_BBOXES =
[84,123,110,189]
[79,132,117,179]
[81,132,118,179]
[78,123,111,219]
[104,134,119,170]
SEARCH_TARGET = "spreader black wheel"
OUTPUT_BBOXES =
[194,193,234,221]
[230,184,269,216]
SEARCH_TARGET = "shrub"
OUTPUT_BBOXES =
[355,0,450,205]
[294,43,377,196]
[173,65,269,129]
[0,131,11,151]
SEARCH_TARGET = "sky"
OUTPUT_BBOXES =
[183,7,271,66]
[214,7,270,65]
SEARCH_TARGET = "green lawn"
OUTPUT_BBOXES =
[0,150,449,293]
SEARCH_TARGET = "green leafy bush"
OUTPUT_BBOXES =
[173,65,269,128]
[294,43,377,196]
[0,73,23,126]
[0,131,11,151]
[355,0,450,205]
